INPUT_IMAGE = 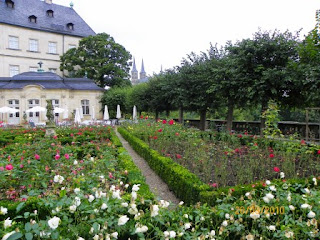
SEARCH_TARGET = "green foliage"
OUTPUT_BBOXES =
[60,33,132,88]
[262,100,283,137]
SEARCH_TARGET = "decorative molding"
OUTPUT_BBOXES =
[41,94,46,98]
[20,94,26,98]
[61,95,66,99]
[69,95,74,99]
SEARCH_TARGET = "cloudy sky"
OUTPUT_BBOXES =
[56,0,319,76]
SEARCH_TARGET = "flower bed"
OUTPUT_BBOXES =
[121,120,320,188]
[1,126,320,239]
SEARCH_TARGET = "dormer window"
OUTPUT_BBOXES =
[67,23,74,30]
[47,10,54,17]
[29,15,37,23]
[5,0,14,8]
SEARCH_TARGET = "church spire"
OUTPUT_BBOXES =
[132,58,138,72]
[140,59,146,79]
[131,57,138,83]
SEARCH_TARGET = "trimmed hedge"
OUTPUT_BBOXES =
[118,127,320,206]
[118,127,210,204]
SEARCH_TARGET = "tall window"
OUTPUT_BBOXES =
[29,39,38,52]
[48,42,57,54]
[8,36,19,49]
[28,99,39,117]
[29,67,38,72]
[81,100,90,115]
[51,99,59,117]
[9,65,19,77]
[8,99,19,118]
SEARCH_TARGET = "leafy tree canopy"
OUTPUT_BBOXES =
[60,33,132,88]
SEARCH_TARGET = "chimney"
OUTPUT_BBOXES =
[45,0,52,4]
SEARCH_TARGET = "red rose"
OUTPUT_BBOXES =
[176,154,182,159]
[162,120,167,124]
[5,164,13,170]
[158,129,163,132]
[269,153,275,158]
[273,167,280,172]
[169,119,174,125]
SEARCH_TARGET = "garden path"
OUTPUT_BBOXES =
[115,129,180,205]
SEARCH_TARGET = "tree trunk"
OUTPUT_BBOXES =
[179,106,184,123]
[260,101,268,136]
[155,110,159,121]
[199,109,207,131]
[226,101,234,132]
[166,109,170,118]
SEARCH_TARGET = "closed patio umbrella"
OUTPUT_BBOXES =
[103,105,109,120]
[133,105,137,121]
[74,108,81,124]
[91,106,95,121]
[116,105,121,119]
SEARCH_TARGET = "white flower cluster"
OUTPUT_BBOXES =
[53,175,64,184]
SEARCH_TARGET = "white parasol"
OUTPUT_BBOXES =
[103,105,109,120]
[116,105,121,119]
[26,106,46,113]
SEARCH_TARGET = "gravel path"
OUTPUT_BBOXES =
[116,130,180,205]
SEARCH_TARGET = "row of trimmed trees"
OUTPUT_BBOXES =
[101,29,320,131]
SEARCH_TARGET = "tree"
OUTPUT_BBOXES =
[227,29,300,134]
[60,33,132,88]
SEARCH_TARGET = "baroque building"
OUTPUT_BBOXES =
[0,0,95,77]
[0,0,103,125]
[131,58,149,85]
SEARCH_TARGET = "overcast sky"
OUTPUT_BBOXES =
[56,0,319,76]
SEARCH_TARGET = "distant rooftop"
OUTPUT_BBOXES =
[0,0,95,37]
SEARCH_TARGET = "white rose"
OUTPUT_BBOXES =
[0,206,8,215]
[209,230,216,236]
[245,192,250,197]
[113,190,121,199]
[265,180,271,185]
[53,175,64,184]
[307,211,316,218]
[250,211,260,220]
[301,203,311,209]
[111,232,118,239]
[77,237,85,240]
[169,231,176,238]
[131,191,137,201]
[225,213,230,219]
[280,172,285,179]
[159,200,170,208]
[184,223,191,230]
[267,225,276,231]
[93,235,99,240]
[73,160,78,165]
[132,184,140,192]
[101,203,108,210]
[4,217,12,229]
[269,185,276,192]
[118,215,129,226]
[48,216,60,229]
[179,201,184,205]
[266,193,274,200]
[74,197,81,207]
[222,220,228,226]
[69,205,77,213]
[150,205,159,217]
[304,188,310,194]
[88,195,95,202]
[183,214,189,219]
[121,202,128,207]
[164,231,169,237]
[289,205,295,211]
[312,177,317,185]
[74,188,80,194]
[263,196,270,203]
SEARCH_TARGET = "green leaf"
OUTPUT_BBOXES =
[7,232,23,240]
[16,202,25,213]
[25,232,33,240]
[25,222,32,232]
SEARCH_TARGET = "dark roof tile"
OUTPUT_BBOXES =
[0,0,95,37]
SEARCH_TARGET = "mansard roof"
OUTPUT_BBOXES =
[0,0,95,37]
[0,72,104,91]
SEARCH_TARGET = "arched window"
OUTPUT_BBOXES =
[5,0,14,8]
[81,99,89,115]
[29,15,37,23]
[66,23,74,30]
[46,10,54,17]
